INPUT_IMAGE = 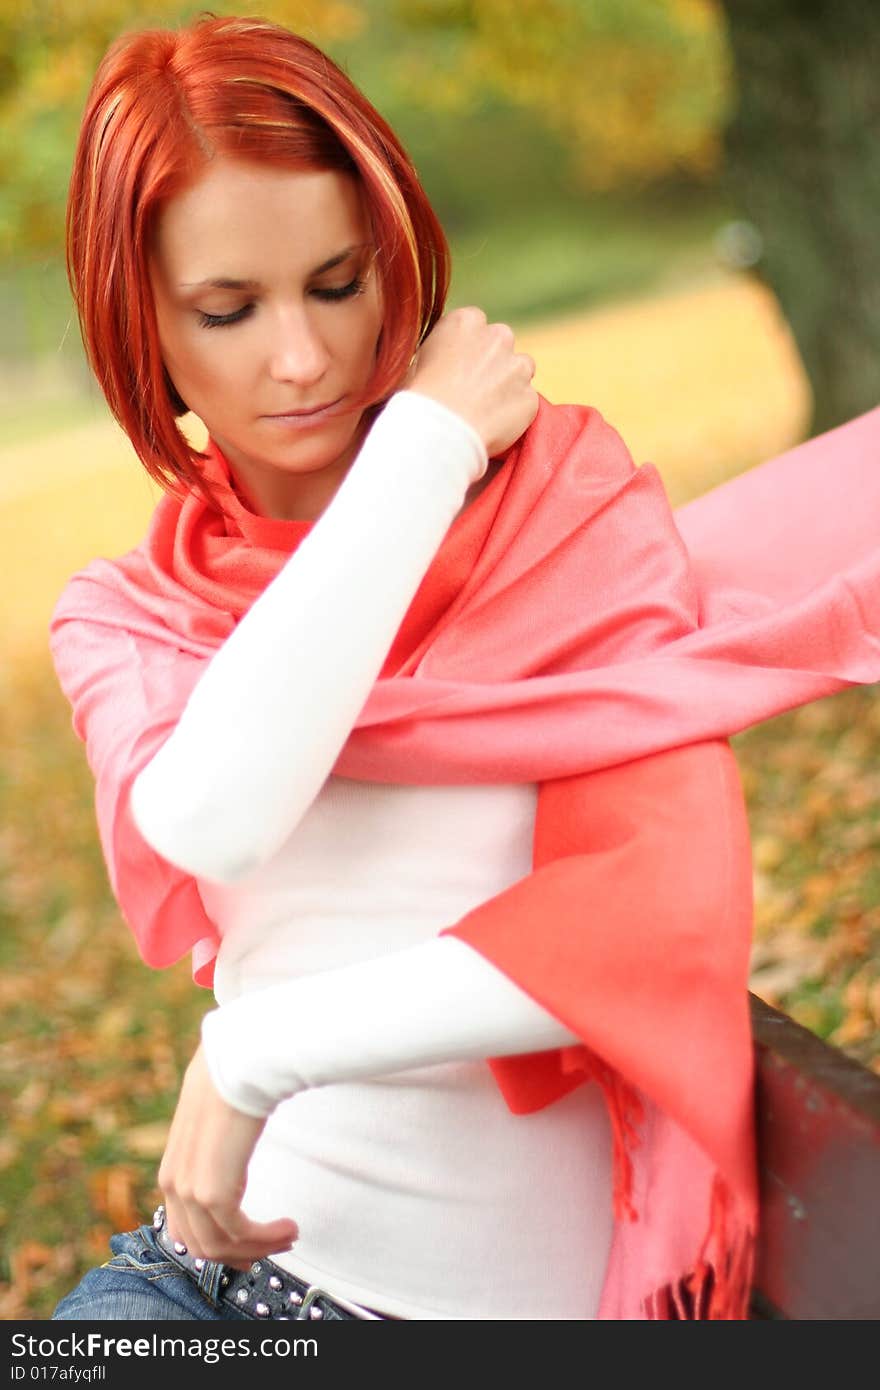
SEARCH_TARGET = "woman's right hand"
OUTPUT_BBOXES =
[158,1044,298,1271]
[406,306,539,458]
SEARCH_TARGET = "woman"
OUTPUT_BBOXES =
[49,15,880,1322]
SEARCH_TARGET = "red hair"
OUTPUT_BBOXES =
[66,15,450,497]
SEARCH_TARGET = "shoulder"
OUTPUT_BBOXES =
[517,395,638,488]
[52,553,144,625]
[50,550,163,667]
[49,547,207,735]
[504,395,696,621]
[50,482,208,650]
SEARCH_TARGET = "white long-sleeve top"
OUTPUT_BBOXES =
[131,391,614,1318]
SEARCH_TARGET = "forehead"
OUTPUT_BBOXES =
[152,158,368,275]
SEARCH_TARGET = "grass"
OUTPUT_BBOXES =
[0,392,98,448]
[0,663,210,1319]
[735,693,880,1060]
[447,186,730,326]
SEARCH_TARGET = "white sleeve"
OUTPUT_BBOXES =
[129,391,487,883]
[200,935,582,1118]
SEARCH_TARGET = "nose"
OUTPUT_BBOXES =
[267,305,331,387]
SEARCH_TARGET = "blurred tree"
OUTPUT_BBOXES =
[719,0,880,433]
[389,0,730,187]
[0,0,729,260]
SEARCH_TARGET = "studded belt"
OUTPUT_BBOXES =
[152,1205,386,1320]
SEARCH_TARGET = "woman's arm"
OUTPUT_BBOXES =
[159,738,750,1267]
[129,390,486,882]
[200,935,582,1116]
[130,308,538,883]
[161,933,581,1268]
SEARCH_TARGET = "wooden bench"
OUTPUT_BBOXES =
[749,992,880,1319]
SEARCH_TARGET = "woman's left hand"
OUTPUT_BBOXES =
[158,1044,299,1271]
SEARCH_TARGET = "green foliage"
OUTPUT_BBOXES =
[384,0,731,185]
[0,0,731,259]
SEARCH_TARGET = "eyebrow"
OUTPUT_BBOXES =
[178,243,371,291]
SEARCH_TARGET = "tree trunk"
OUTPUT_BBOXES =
[719,0,880,433]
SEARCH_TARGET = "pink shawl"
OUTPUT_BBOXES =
[49,397,880,1317]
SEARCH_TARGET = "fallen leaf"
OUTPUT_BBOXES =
[89,1165,140,1232]
[123,1120,170,1158]
[9,1242,54,1301]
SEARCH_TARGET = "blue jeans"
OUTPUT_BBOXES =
[52,1225,251,1321]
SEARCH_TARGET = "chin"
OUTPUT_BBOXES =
[279,420,363,469]
[278,436,351,472]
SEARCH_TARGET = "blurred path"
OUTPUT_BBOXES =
[4,271,809,660]
[519,271,810,498]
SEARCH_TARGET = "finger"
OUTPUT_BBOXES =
[517,353,536,380]
[489,321,515,346]
[176,1195,298,1267]
[163,1197,202,1263]
[175,1221,293,1270]
[163,1177,248,1260]
[455,304,487,327]
[221,1221,299,1271]
[221,1213,299,1260]
[166,1216,284,1274]
[191,1223,298,1272]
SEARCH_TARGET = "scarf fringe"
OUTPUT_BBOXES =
[645,1174,757,1320]
[589,1055,756,1320]
[591,1060,644,1224]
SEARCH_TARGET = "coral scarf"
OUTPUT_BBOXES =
[50,397,880,1318]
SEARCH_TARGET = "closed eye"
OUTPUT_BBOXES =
[197,305,253,329]
[196,276,368,327]
[312,276,368,303]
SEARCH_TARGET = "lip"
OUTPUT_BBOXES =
[261,397,345,424]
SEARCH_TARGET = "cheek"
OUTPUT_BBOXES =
[353,279,383,349]
[351,301,384,372]
[154,317,200,391]
[169,334,241,396]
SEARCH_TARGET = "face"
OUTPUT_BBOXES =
[149,157,384,520]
